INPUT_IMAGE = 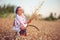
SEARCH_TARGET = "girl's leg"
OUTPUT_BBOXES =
[15,32,18,36]
[14,32,18,40]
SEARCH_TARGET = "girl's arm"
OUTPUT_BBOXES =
[27,14,36,24]
[13,18,20,27]
[27,17,34,24]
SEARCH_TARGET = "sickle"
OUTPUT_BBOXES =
[26,25,39,31]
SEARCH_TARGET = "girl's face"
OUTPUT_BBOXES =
[17,8,23,15]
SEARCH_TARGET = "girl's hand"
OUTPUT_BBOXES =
[20,26,26,30]
[27,20,31,24]
[27,18,33,24]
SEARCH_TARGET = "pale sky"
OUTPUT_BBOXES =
[0,0,60,17]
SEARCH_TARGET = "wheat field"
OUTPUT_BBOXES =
[0,17,60,40]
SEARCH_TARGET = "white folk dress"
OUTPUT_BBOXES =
[13,14,27,32]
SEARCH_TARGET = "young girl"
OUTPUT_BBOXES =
[13,6,33,36]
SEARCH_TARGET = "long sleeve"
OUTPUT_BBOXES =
[20,19,27,27]
[19,15,27,27]
[13,18,21,32]
[14,18,21,28]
